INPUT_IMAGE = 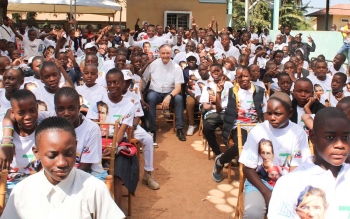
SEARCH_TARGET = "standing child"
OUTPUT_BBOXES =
[268,108,350,218]
[239,92,311,218]
[1,117,125,219]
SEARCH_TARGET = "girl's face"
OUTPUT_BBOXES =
[297,195,326,219]
[11,98,38,131]
[41,66,61,93]
[274,52,284,65]
[55,95,80,128]
[32,59,43,77]
[106,73,125,97]
[284,63,296,75]
[266,100,290,129]
[82,65,98,87]
[3,69,23,93]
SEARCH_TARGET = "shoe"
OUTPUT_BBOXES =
[176,129,186,141]
[186,125,196,136]
[212,154,224,182]
[142,171,160,190]
[151,131,158,148]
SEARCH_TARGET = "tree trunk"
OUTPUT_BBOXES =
[0,0,9,25]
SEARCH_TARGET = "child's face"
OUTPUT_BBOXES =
[266,99,290,129]
[85,56,98,67]
[333,54,345,66]
[41,66,61,92]
[3,69,23,93]
[141,55,149,67]
[55,95,80,127]
[198,65,210,80]
[311,117,350,166]
[284,63,296,75]
[57,54,68,67]
[106,73,125,97]
[197,44,204,53]
[293,81,313,107]
[315,62,328,78]
[180,62,187,70]
[224,59,236,71]
[82,65,98,87]
[187,57,197,69]
[108,48,117,58]
[331,75,345,93]
[11,98,38,131]
[32,59,43,77]
[274,52,283,65]
[131,57,142,70]
[249,66,260,81]
[34,130,76,185]
[236,69,251,90]
[210,66,223,82]
[11,50,21,60]
[114,56,126,69]
[6,43,15,53]
[28,31,37,41]
[278,76,292,94]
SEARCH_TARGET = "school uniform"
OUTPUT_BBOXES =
[2,168,125,219]
[268,157,350,219]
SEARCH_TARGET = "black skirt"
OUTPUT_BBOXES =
[114,154,139,194]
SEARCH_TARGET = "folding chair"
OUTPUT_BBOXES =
[97,121,133,216]
[234,122,257,219]
[0,169,8,216]
[127,126,141,165]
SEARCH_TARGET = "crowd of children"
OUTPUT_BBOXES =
[0,14,349,218]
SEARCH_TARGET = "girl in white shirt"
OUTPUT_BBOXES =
[268,107,350,219]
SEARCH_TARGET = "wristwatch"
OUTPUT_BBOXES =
[168,93,174,99]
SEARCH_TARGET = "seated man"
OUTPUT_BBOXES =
[212,66,267,182]
[201,64,233,157]
[143,44,186,143]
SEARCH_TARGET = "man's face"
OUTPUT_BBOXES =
[43,26,50,33]
[143,43,151,53]
[27,19,33,27]
[250,26,255,33]
[159,47,171,64]
[98,105,108,122]
[295,34,302,43]
[187,57,197,69]
[115,26,121,34]
[315,62,328,78]
[185,42,196,53]
[157,26,163,35]
[147,26,156,38]
[284,26,291,35]
[115,55,126,69]
[19,23,26,32]
[221,35,230,47]
[282,46,289,57]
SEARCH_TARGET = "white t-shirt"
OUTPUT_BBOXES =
[199,81,233,114]
[307,74,332,92]
[75,117,105,174]
[10,131,36,175]
[221,46,240,61]
[328,63,346,75]
[194,78,212,97]
[320,91,350,107]
[251,80,266,90]
[2,168,125,219]
[239,121,310,178]
[268,157,350,219]
[123,89,144,118]
[235,85,267,125]
[143,59,184,93]
[173,51,200,65]
[204,47,224,61]
[296,106,306,128]
[32,85,55,113]
[0,89,11,123]
[249,56,267,68]
[129,35,175,58]
[189,69,200,80]
[86,93,135,127]
[223,68,236,81]
[76,83,107,108]
[171,44,186,57]
[21,76,44,91]
[22,37,46,60]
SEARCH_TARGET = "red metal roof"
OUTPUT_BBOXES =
[307,4,350,16]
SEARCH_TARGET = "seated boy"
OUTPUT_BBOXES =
[319,72,349,107]
[201,64,233,157]
[2,117,125,219]
[268,107,350,218]
[307,60,332,92]
[277,72,293,100]
[213,66,267,182]
[239,92,311,218]
[249,64,265,89]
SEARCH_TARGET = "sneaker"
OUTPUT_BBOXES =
[142,171,160,190]
[186,125,196,136]
[212,154,224,182]
[150,131,158,148]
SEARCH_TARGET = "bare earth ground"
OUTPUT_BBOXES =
[119,113,241,219]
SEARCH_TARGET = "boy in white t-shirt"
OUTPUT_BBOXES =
[268,107,350,219]
[249,64,265,89]
[223,56,237,81]
[239,92,311,218]
[328,53,346,75]
[86,68,137,207]
[320,72,349,107]
[277,72,293,100]
[201,64,233,156]
[307,60,332,92]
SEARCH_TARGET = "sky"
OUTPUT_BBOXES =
[305,0,350,14]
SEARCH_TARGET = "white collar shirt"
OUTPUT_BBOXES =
[2,168,125,219]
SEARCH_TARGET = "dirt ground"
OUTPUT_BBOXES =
[120,114,240,219]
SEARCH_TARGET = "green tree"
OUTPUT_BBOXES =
[231,0,246,30]
[279,0,312,30]
[250,1,271,29]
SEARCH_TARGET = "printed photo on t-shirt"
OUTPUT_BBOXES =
[97,101,109,123]
[314,84,324,101]
[237,100,259,123]
[36,100,47,112]
[296,186,328,219]
[24,82,38,91]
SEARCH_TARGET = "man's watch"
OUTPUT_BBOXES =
[168,93,174,99]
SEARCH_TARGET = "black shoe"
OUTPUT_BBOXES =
[176,129,186,141]
[151,131,158,147]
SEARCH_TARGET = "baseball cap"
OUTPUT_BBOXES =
[84,42,98,50]
[185,52,197,60]
[122,69,133,81]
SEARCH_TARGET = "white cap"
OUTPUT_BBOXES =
[28,56,35,64]
[185,52,197,60]
[296,48,304,55]
[84,42,98,50]
[255,45,264,50]
[122,69,133,81]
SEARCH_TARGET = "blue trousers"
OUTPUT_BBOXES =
[147,89,184,131]
[338,43,350,64]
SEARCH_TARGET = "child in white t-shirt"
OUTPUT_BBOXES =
[238,92,311,218]
[307,60,332,92]
[86,68,137,207]
[249,64,265,90]
[2,117,125,219]
[76,64,107,113]
[32,60,74,113]
[22,56,44,91]
[320,72,349,107]
[268,107,350,219]
[277,72,293,100]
